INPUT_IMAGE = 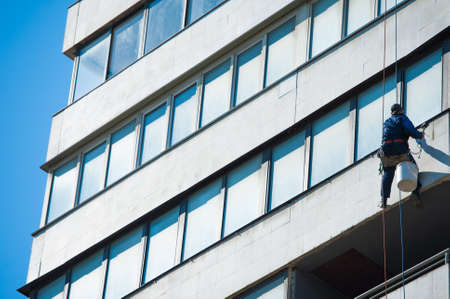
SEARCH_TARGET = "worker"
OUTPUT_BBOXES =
[378,103,424,208]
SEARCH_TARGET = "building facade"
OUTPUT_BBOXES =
[19,0,450,298]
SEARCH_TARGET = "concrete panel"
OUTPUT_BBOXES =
[296,0,450,122]
[63,0,145,55]
[27,78,297,282]
[63,3,79,55]
[48,0,299,163]
[387,264,449,299]
[128,115,449,299]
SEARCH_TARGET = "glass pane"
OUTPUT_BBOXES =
[347,0,373,35]
[69,251,104,299]
[310,102,350,186]
[78,143,107,203]
[356,76,396,160]
[270,131,305,210]
[37,275,65,299]
[106,121,137,186]
[234,42,263,106]
[144,207,179,282]
[265,18,296,86]
[108,13,143,77]
[140,105,167,164]
[183,179,222,260]
[379,0,405,15]
[223,154,264,237]
[170,85,198,145]
[47,159,78,223]
[187,0,225,24]
[240,275,286,299]
[405,50,442,126]
[145,0,184,53]
[104,228,143,299]
[201,60,232,126]
[311,0,343,57]
[74,33,110,101]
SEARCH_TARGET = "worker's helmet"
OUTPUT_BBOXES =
[391,103,403,114]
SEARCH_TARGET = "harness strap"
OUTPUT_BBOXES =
[383,138,407,144]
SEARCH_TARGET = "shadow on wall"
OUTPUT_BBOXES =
[420,138,450,167]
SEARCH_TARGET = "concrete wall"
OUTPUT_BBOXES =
[63,0,146,56]
[127,114,449,299]
[47,0,450,165]
[386,264,449,299]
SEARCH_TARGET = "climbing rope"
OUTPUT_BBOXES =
[380,0,407,298]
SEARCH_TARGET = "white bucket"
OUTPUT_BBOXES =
[396,161,419,192]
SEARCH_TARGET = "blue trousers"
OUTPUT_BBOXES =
[381,153,417,198]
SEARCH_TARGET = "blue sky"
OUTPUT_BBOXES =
[0,1,73,297]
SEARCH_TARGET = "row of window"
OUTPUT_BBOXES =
[70,0,405,103]
[71,0,226,102]
[47,0,415,224]
[37,47,444,298]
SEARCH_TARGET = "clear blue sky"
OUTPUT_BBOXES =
[0,1,73,297]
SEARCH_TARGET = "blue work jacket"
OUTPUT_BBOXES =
[382,114,423,156]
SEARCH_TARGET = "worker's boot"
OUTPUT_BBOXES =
[379,197,389,209]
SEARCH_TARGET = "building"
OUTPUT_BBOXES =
[18,0,450,298]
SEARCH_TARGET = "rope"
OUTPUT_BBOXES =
[380,0,388,297]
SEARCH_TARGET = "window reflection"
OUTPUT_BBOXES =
[201,60,232,126]
[78,143,107,204]
[37,275,65,299]
[108,13,143,77]
[265,18,296,86]
[74,33,110,101]
[47,159,78,223]
[170,85,198,145]
[346,0,374,35]
[106,121,137,186]
[146,0,184,53]
[144,207,180,282]
[68,251,104,299]
[310,0,342,57]
[405,50,442,125]
[234,42,263,106]
[140,105,167,164]
[310,102,350,186]
[183,180,222,260]
[187,0,225,24]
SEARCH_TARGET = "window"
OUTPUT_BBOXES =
[223,154,265,236]
[187,0,225,24]
[47,159,78,223]
[108,12,143,77]
[183,180,223,260]
[73,33,110,101]
[346,0,374,35]
[234,42,263,106]
[145,0,185,53]
[103,228,143,299]
[310,0,343,58]
[68,251,105,299]
[140,105,168,164]
[106,121,137,186]
[356,77,396,160]
[36,275,65,299]
[238,273,287,299]
[270,131,305,210]
[379,0,405,15]
[310,102,351,186]
[404,50,442,126]
[170,85,198,145]
[78,143,107,204]
[200,59,232,126]
[144,207,180,282]
[265,18,296,86]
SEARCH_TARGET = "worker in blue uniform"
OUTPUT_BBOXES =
[378,103,424,208]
